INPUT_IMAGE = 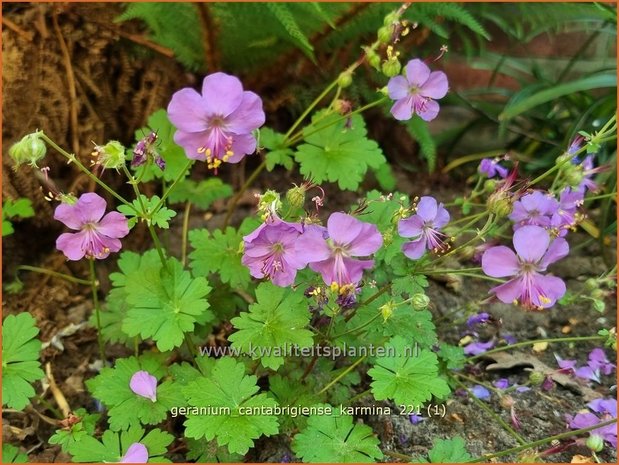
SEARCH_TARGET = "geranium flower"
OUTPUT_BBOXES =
[466,312,491,328]
[398,196,450,260]
[167,72,265,169]
[242,217,305,287]
[550,187,584,236]
[387,58,448,121]
[509,191,559,229]
[471,385,491,400]
[479,158,508,179]
[568,398,617,448]
[463,339,495,355]
[295,213,382,286]
[587,348,616,375]
[55,193,129,261]
[120,443,148,463]
[129,370,158,402]
[481,225,568,309]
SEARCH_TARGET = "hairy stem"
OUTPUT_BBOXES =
[17,265,91,286]
[89,259,106,362]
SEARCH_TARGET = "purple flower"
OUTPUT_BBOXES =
[568,135,584,155]
[568,403,617,448]
[398,196,450,260]
[132,132,164,170]
[387,59,448,121]
[555,355,577,374]
[574,365,601,383]
[466,312,491,328]
[502,334,517,345]
[509,191,559,229]
[295,213,382,286]
[587,348,616,376]
[493,378,510,390]
[242,217,306,287]
[471,385,491,400]
[120,443,149,463]
[409,413,424,425]
[588,398,617,417]
[167,72,265,169]
[129,370,158,402]
[479,158,508,179]
[55,193,129,261]
[550,188,584,235]
[482,225,568,309]
[577,155,601,192]
[463,339,495,355]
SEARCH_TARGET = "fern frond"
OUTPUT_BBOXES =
[408,3,490,40]
[406,116,438,172]
[266,3,315,62]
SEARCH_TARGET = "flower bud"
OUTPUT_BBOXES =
[585,434,605,452]
[382,230,393,246]
[555,152,574,165]
[380,301,395,322]
[584,278,599,292]
[367,52,381,70]
[487,192,513,217]
[285,185,306,210]
[93,140,126,170]
[337,71,353,88]
[381,57,401,77]
[258,190,282,217]
[563,166,584,188]
[483,179,498,193]
[592,299,606,313]
[411,293,430,310]
[528,371,545,386]
[377,26,392,44]
[383,12,398,26]
[499,395,514,409]
[9,131,47,168]
[591,289,606,300]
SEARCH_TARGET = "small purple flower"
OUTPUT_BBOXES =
[466,312,491,328]
[132,132,164,171]
[482,225,568,309]
[387,58,448,121]
[509,191,559,229]
[574,365,601,383]
[295,213,382,286]
[242,217,305,287]
[588,398,617,417]
[120,442,149,463]
[550,187,584,235]
[587,348,616,376]
[577,155,602,192]
[409,413,425,425]
[555,355,577,374]
[479,158,508,179]
[542,376,555,391]
[398,196,450,260]
[568,135,584,155]
[568,401,617,448]
[463,339,495,355]
[167,72,265,169]
[471,385,491,400]
[502,334,517,345]
[493,378,510,390]
[55,193,130,261]
[129,370,158,402]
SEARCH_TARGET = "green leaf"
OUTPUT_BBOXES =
[66,424,173,463]
[49,408,100,453]
[262,128,295,171]
[229,282,314,370]
[295,110,386,190]
[2,313,44,410]
[368,336,450,406]
[382,308,437,348]
[437,344,466,371]
[3,198,35,219]
[117,195,177,229]
[391,274,428,298]
[292,409,383,463]
[427,437,472,463]
[86,354,183,431]
[183,357,279,455]
[167,178,233,210]
[500,72,617,120]
[2,445,28,463]
[372,163,397,191]
[2,219,14,236]
[122,258,213,352]
[406,115,437,172]
[130,109,194,182]
[188,227,251,289]
[186,438,244,463]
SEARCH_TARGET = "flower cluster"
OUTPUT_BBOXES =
[168,72,265,170]
[398,196,450,259]
[567,398,617,448]
[556,348,616,383]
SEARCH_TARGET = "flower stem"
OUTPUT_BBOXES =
[40,132,133,208]
[317,355,367,395]
[344,283,391,322]
[152,159,193,212]
[465,335,605,362]
[223,159,267,228]
[181,201,192,266]
[88,259,106,362]
[16,265,91,286]
[333,312,382,338]
[284,80,339,141]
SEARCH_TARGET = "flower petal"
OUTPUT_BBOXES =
[167,88,209,132]
[421,71,448,99]
[417,99,440,122]
[387,75,410,100]
[327,213,382,256]
[531,273,566,307]
[390,97,413,121]
[402,237,427,260]
[97,212,130,239]
[295,227,331,264]
[54,203,83,230]
[490,277,523,304]
[433,204,450,228]
[173,131,208,161]
[225,91,265,134]
[398,215,424,239]
[201,72,244,117]
[227,133,257,163]
[120,443,149,463]
[129,370,158,402]
[416,196,438,222]
[513,225,549,262]
[404,59,431,87]
[482,246,519,278]
[539,238,569,270]
[56,231,87,261]
[76,193,107,224]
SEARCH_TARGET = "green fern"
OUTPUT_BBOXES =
[116,2,204,71]
[406,116,438,172]
[266,3,315,61]
[407,3,490,40]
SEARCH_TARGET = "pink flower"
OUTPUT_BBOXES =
[55,193,129,261]
[120,443,148,463]
[398,196,450,260]
[129,370,158,402]
[482,225,568,309]
[167,72,265,169]
[295,213,382,286]
[387,59,448,121]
